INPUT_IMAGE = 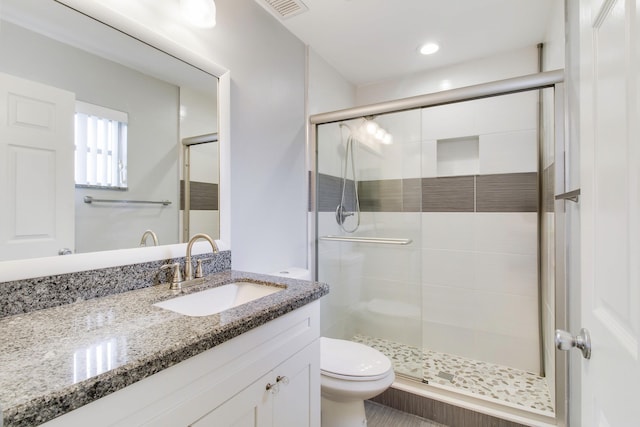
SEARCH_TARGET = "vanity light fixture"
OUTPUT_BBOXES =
[419,42,439,55]
[180,0,217,28]
[355,119,393,146]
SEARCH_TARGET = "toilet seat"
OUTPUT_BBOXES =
[320,337,393,381]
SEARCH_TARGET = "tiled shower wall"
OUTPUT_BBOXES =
[317,91,540,374]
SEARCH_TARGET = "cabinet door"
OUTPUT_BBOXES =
[273,341,320,427]
[191,340,319,427]
[191,371,273,427]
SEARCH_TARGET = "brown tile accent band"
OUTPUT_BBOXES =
[370,387,529,427]
[402,178,422,212]
[317,173,356,213]
[180,180,219,211]
[422,176,475,212]
[315,172,538,214]
[359,179,403,212]
[476,172,538,212]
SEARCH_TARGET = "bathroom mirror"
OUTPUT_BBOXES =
[0,0,220,261]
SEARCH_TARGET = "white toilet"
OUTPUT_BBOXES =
[320,337,395,427]
[270,268,395,426]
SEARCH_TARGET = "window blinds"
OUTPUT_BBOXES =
[74,101,128,188]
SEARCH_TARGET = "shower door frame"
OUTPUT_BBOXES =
[308,69,567,423]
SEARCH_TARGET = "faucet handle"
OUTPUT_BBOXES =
[195,259,204,278]
[161,263,183,290]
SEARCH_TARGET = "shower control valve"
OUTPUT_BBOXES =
[335,204,354,225]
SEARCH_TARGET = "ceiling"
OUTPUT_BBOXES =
[258,0,555,86]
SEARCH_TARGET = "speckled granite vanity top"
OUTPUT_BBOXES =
[0,270,328,427]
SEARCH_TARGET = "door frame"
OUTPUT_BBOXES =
[553,80,571,427]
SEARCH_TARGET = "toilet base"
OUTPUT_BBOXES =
[321,396,367,427]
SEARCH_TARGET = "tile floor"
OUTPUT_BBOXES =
[365,401,448,427]
[353,335,555,415]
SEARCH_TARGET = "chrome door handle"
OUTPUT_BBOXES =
[555,328,591,359]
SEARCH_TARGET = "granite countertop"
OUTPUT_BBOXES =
[0,270,329,427]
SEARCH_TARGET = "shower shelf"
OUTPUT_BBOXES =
[320,235,412,245]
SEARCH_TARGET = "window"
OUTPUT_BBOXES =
[74,101,128,189]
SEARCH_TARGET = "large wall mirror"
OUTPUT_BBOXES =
[0,0,220,263]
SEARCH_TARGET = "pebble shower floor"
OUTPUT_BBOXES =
[353,335,555,415]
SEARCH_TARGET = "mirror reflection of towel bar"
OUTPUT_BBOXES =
[320,235,412,245]
[83,196,171,206]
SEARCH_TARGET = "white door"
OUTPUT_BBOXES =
[0,72,75,260]
[577,0,640,425]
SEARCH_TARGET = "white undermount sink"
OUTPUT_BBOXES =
[153,281,283,317]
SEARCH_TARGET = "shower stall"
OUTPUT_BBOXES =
[311,71,563,419]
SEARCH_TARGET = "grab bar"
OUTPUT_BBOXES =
[555,189,580,203]
[320,235,412,245]
[83,196,171,206]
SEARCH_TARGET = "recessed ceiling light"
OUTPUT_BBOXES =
[419,43,440,55]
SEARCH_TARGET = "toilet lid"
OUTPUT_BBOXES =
[320,337,392,378]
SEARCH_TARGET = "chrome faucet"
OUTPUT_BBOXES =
[139,229,159,247]
[185,233,219,281]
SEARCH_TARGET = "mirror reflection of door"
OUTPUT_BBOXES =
[0,72,75,260]
[179,86,219,242]
[181,135,219,242]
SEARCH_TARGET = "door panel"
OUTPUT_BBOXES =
[578,0,640,424]
[0,72,75,259]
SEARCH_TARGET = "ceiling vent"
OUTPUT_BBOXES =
[259,0,309,19]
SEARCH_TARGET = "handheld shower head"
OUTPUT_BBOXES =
[335,129,361,233]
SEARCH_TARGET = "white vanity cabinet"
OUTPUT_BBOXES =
[192,341,317,426]
[41,301,320,427]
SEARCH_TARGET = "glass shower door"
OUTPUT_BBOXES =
[315,109,423,381]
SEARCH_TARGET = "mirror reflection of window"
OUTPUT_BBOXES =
[74,101,128,189]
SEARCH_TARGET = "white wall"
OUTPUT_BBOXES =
[209,0,307,273]
[307,48,357,115]
[356,46,539,105]
[180,85,219,139]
